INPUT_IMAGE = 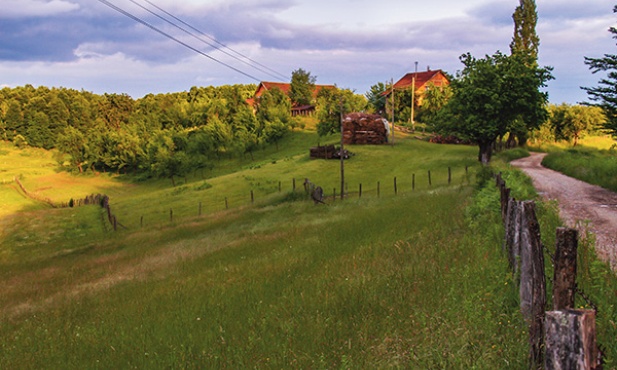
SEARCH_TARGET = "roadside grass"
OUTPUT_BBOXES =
[0,187,530,369]
[492,156,617,366]
[541,145,617,192]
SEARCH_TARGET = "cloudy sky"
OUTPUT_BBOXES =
[0,0,615,104]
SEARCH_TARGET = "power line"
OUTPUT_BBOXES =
[97,0,263,83]
[137,0,288,81]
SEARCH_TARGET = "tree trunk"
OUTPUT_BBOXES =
[478,140,493,165]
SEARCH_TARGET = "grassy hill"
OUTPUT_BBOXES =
[0,128,541,368]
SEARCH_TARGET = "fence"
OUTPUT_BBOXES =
[495,173,601,369]
[129,165,471,229]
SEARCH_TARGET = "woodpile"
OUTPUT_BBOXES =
[343,113,389,145]
[309,145,352,159]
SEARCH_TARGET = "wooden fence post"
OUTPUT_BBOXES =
[199,202,202,216]
[504,198,521,274]
[377,181,380,197]
[448,167,451,184]
[394,177,397,195]
[251,190,254,204]
[170,208,173,223]
[520,200,546,368]
[428,170,432,186]
[359,183,362,198]
[293,178,296,192]
[412,173,415,190]
[545,310,599,370]
[333,188,336,201]
[553,228,578,310]
[113,215,117,231]
[225,197,228,210]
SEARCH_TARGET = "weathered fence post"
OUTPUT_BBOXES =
[170,208,173,223]
[519,200,546,369]
[428,170,432,186]
[333,188,336,201]
[377,181,380,197]
[412,173,415,190]
[359,183,362,198]
[199,202,202,216]
[553,228,578,310]
[140,215,143,228]
[293,178,296,192]
[504,198,521,274]
[448,167,451,184]
[251,190,254,204]
[545,310,599,370]
[225,197,228,210]
[112,215,117,231]
[394,177,397,195]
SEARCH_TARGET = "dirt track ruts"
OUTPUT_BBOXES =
[511,152,617,269]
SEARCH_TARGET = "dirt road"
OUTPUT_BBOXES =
[511,152,617,269]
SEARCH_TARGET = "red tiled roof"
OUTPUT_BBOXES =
[254,81,335,98]
[392,69,449,90]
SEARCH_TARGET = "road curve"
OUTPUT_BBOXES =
[511,152,617,269]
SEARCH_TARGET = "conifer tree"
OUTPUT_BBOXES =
[583,5,617,137]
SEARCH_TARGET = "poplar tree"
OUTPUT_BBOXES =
[510,0,539,61]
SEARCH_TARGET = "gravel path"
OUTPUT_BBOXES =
[511,152,617,269]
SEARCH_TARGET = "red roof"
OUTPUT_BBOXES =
[392,69,449,90]
[253,81,335,99]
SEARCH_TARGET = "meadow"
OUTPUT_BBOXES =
[0,128,615,368]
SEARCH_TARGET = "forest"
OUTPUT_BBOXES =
[0,84,315,183]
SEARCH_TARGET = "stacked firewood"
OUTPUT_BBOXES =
[342,113,389,145]
[309,145,352,159]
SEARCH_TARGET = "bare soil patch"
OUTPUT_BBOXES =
[511,152,617,269]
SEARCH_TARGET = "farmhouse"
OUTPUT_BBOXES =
[247,81,335,116]
[383,68,450,106]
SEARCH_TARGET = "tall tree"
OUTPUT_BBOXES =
[510,0,539,61]
[583,5,617,137]
[289,68,316,106]
[435,52,552,164]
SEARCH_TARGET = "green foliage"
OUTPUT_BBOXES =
[583,5,617,138]
[365,82,388,114]
[289,68,316,106]
[510,0,539,60]
[550,104,605,146]
[316,87,367,136]
[542,146,617,192]
[435,51,552,163]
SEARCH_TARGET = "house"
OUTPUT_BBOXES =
[383,68,450,106]
[247,81,336,116]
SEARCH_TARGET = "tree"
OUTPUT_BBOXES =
[510,0,539,61]
[256,87,294,149]
[583,5,617,137]
[365,82,388,115]
[550,104,605,146]
[435,52,552,164]
[419,82,453,126]
[289,68,316,106]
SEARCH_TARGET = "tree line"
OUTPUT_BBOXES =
[0,83,324,183]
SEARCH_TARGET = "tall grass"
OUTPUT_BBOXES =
[0,188,530,369]
[542,146,617,192]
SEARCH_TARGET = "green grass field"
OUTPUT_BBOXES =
[1,129,615,368]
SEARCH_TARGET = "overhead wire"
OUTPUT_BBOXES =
[96,0,268,83]
[138,0,288,81]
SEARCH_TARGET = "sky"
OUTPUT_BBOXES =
[0,0,615,104]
